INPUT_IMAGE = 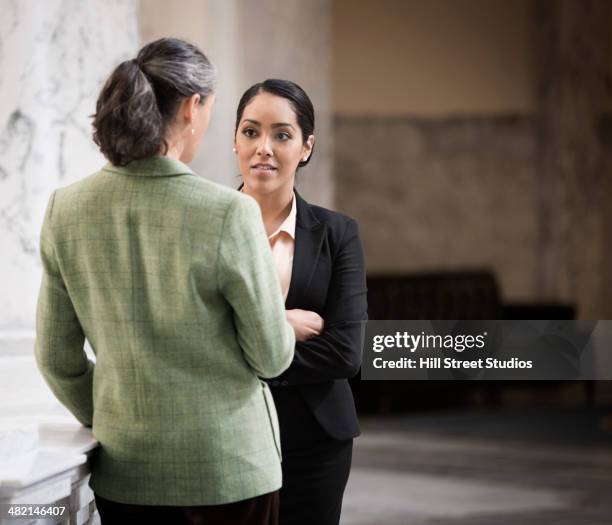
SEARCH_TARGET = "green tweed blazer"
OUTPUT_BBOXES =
[35,156,295,506]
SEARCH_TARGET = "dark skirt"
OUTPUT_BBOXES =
[94,490,279,525]
[273,386,354,525]
[279,437,353,525]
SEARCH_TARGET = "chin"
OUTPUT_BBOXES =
[244,177,281,195]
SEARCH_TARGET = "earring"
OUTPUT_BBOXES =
[191,128,195,135]
[233,147,237,153]
[302,157,308,162]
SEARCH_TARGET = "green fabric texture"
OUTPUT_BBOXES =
[35,156,295,505]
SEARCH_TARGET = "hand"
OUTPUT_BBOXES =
[286,309,324,342]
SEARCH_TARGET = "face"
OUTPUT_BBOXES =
[235,91,313,197]
[180,93,215,163]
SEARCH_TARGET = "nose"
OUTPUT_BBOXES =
[256,134,273,158]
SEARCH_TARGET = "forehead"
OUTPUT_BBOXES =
[241,91,298,125]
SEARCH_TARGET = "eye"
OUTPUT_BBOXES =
[242,127,257,138]
[276,131,291,141]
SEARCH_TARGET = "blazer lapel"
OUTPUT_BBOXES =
[235,184,325,309]
[285,191,326,309]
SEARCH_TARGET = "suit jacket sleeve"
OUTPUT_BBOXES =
[218,195,295,378]
[35,191,94,427]
[279,218,367,385]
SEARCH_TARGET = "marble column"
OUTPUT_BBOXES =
[234,0,335,209]
[0,0,139,339]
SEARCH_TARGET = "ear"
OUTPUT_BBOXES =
[301,134,315,161]
[183,93,201,124]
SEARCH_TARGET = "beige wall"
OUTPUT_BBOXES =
[138,0,229,185]
[333,0,536,116]
[139,0,208,45]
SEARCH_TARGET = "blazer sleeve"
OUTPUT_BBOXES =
[278,218,367,385]
[217,195,295,378]
[35,192,94,427]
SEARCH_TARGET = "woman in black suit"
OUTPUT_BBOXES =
[233,79,367,525]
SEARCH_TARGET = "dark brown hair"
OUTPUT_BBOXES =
[92,38,215,166]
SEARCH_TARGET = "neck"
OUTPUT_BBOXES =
[243,185,293,237]
[163,143,183,160]
[162,129,185,160]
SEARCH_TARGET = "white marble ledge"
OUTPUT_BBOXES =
[0,348,98,496]
[0,422,97,493]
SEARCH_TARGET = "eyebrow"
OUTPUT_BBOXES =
[243,119,295,130]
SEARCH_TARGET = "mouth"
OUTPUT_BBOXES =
[250,163,278,171]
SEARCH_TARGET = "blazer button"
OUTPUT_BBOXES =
[271,381,280,387]
[281,380,289,386]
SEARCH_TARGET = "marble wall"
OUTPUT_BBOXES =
[0,0,139,333]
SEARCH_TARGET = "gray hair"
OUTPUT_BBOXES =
[93,38,216,166]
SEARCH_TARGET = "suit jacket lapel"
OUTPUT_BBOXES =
[235,184,325,309]
[285,191,325,309]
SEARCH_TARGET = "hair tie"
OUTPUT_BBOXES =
[132,59,152,83]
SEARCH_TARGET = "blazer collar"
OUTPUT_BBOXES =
[235,184,319,230]
[294,190,321,231]
[103,156,194,177]
[233,184,325,308]
[285,190,325,308]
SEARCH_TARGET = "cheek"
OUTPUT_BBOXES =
[236,148,253,170]
[236,137,252,155]
[237,144,251,163]
[279,145,303,169]
[202,115,211,132]
[198,109,210,130]
[197,120,207,137]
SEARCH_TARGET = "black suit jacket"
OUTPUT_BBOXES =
[268,191,368,441]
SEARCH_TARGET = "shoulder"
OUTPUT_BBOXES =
[194,176,250,210]
[54,169,248,209]
[50,170,104,220]
[300,197,360,241]
[52,169,257,234]
[178,175,258,214]
[161,176,262,235]
[310,204,356,229]
[54,170,101,199]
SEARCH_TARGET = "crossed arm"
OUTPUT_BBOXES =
[280,218,368,385]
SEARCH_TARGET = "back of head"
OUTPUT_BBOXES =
[92,38,215,166]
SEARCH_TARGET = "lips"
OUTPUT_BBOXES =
[251,163,277,171]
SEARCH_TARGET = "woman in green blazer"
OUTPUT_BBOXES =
[35,38,294,525]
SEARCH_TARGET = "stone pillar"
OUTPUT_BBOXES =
[198,0,243,188]
[535,0,611,318]
[235,0,335,208]
[0,0,139,337]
